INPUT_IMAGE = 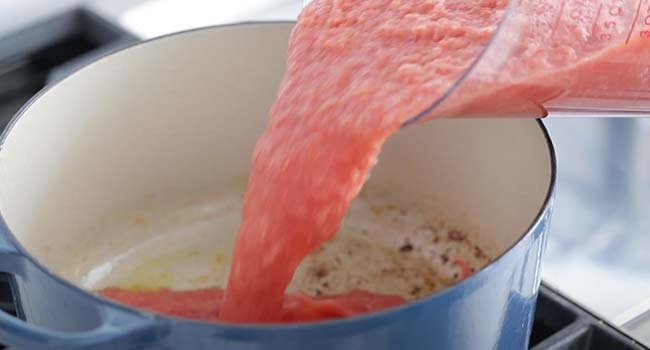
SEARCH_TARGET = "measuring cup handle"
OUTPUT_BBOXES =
[0,221,166,349]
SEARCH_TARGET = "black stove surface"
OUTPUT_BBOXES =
[0,6,647,350]
[0,8,136,130]
[531,284,646,350]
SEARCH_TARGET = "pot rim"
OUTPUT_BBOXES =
[0,21,557,331]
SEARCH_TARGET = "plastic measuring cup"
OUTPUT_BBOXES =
[406,0,650,123]
[300,0,650,121]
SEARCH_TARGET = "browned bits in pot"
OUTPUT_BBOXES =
[288,214,493,302]
[399,241,414,253]
[474,246,486,259]
[448,229,465,241]
[314,265,329,279]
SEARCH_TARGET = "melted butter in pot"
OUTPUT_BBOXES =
[79,187,491,300]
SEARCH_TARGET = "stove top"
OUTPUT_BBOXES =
[531,284,647,350]
[0,1,649,349]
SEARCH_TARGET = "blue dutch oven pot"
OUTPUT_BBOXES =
[0,23,555,350]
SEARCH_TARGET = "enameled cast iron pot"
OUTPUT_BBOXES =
[0,23,555,350]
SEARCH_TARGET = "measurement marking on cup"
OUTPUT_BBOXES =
[626,0,643,43]
[551,0,568,38]
[644,0,650,38]
[591,3,604,36]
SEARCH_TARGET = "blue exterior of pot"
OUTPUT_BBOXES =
[0,23,556,350]
[0,168,555,350]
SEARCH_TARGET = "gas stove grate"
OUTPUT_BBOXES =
[0,273,24,350]
[0,274,21,322]
[531,284,647,350]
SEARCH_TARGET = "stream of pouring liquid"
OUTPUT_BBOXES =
[219,0,648,322]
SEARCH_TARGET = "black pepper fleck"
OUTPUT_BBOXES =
[399,242,414,253]
[474,246,486,259]
[448,229,465,241]
[315,266,329,279]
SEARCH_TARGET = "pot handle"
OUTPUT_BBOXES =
[0,225,165,349]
